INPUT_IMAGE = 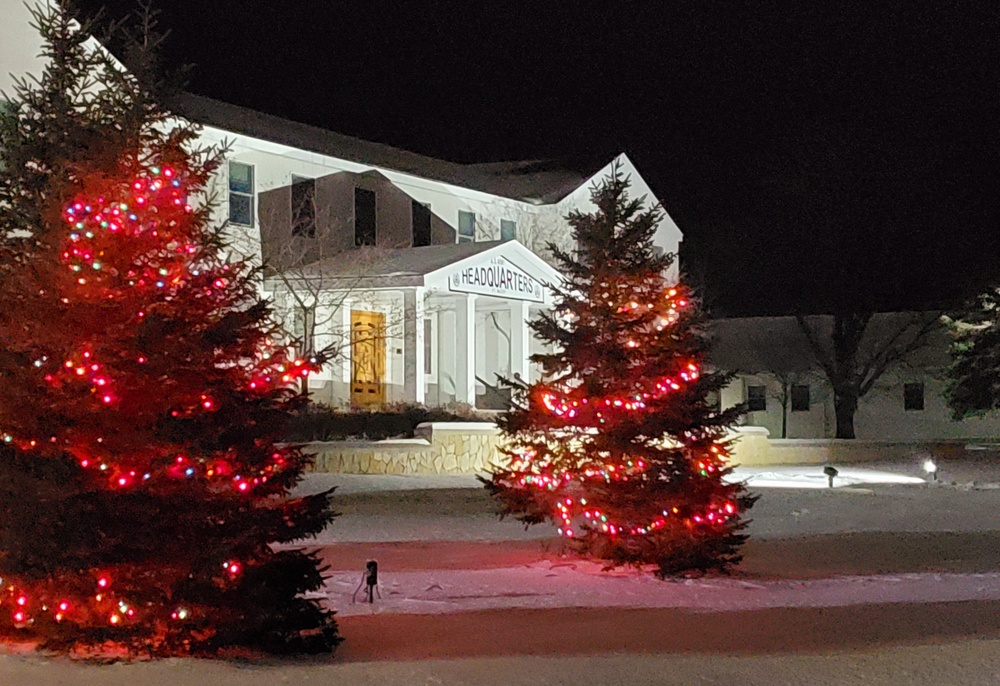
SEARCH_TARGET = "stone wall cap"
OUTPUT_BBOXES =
[732,426,770,437]
[306,438,432,449]
[416,422,499,432]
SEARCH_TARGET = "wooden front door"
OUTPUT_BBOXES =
[351,310,386,407]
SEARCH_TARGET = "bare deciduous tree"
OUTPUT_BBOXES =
[475,199,569,264]
[259,186,410,398]
[796,312,940,438]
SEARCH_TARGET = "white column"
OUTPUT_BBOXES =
[454,294,477,405]
[509,299,531,384]
[402,288,426,404]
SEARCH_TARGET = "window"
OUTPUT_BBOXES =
[791,384,810,412]
[423,317,433,374]
[412,200,432,247]
[354,187,377,246]
[904,382,925,411]
[746,385,766,412]
[458,210,476,243]
[228,161,254,227]
[500,219,517,241]
[291,175,316,237]
[705,390,721,411]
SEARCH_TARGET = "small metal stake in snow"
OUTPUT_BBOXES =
[924,458,938,482]
[823,465,838,489]
[353,560,381,604]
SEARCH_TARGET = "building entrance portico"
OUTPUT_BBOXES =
[273,240,560,409]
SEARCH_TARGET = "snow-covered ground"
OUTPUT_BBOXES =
[297,466,921,496]
[297,459,1000,622]
[4,457,1000,684]
[328,565,1000,617]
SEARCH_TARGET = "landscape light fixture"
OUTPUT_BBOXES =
[823,465,838,489]
[923,458,938,481]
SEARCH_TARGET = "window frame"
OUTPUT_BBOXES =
[458,210,476,243]
[791,384,811,412]
[423,316,436,379]
[746,385,767,412]
[903,382,925,411]
[354,187,377,246]
[291,174,316,238]
[228,161,255,227]
[412,200,432,247]
[500,218,517,241]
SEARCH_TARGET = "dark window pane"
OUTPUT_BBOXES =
[229,161,253,193]
[229,193,253,226]
[904,382,925,411]
[747,385,766,412]
[500,219,517,241]
[355,187,377,246]
[458,210,475,242]
[791,384,810,412]
[291,176,316,238]
[705,390,721,411]
[423,318,433,372]
[412,200,432,247]
[228,161,254,226]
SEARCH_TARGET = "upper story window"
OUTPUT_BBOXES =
[904,382,925,411]
[458,210,476,243]
[791,384,810,412]
[412,200,431,247]
[746,385,766,412]
[228,161,254,227]
[354,187,377,246]
[291,175,316,238]
[500,219,517,241]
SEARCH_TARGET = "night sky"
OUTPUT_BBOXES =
[74,0,999,316]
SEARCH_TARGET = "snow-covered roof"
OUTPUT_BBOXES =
[170,93,602,204]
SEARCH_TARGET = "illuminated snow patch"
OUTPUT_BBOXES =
[727,466,928,489]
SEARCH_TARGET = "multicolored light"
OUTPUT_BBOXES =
[500,282,739,545]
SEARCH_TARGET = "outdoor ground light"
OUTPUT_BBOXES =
[924,458,938,481]
[823,465,838,488]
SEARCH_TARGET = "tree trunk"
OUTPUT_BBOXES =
[834,393,857,439]
[781,379,789,438]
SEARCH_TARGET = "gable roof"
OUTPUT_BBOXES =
[169,93,601,204]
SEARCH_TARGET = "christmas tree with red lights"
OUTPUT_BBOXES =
[487,168,755,576]
[0,3,338,654]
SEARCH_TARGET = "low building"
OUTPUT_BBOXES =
[710,315,1000,441]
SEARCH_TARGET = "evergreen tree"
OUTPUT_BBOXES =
[0,3,339,655]
[486,168,755,576]
[944,286,1000,419]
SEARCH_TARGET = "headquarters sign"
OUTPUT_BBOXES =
[449,256,544,303]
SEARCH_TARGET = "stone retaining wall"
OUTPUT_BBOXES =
[307,422,500,475]
[307,424,986,474]
[306,422,777,475]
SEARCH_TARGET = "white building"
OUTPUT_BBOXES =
[180,93,678,408]
[1,3,681,409]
